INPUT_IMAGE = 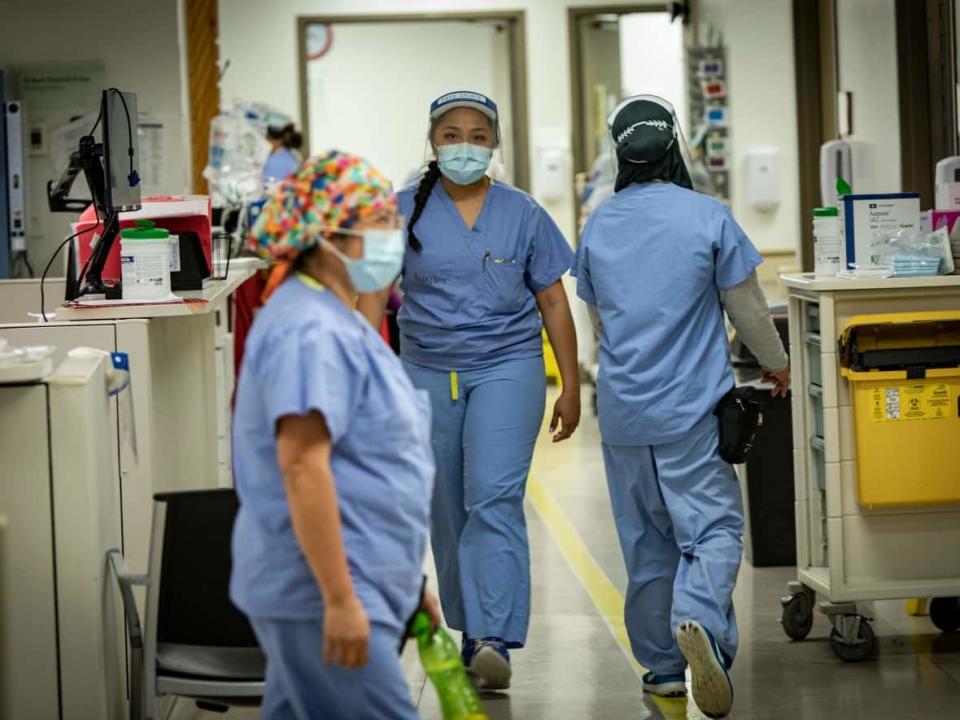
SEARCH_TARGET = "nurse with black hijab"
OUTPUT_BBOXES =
[572,95,790,719]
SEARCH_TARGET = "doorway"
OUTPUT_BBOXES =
[569,6,686,179]
[297,13,529,190]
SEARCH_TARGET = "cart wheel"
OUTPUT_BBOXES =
[829,617,877,662]
[781,594,814,641]
[929,597,960,633]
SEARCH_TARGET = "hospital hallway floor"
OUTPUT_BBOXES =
[400,388,960,720]
[177,388,960,720]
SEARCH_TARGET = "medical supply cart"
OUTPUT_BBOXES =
[779,273,960,662]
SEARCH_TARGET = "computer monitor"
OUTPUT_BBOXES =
[102,89,141,212]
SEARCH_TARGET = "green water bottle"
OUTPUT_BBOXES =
[411,612,488,720]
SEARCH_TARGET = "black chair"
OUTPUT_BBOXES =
[109,488,265,720]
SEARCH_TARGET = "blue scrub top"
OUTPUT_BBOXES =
[262,148,300,183]
[573,182,762,447]
[397,181,574,372]
[230,277,435,630]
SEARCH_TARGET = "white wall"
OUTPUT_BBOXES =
[218,0,666,244]
[0,0,191,272]
[698,0,800,254]
[620,12,687,131]
[306,20,511,188]
[837,0,901,193]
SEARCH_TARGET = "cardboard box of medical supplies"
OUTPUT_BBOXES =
[840,193,921,270]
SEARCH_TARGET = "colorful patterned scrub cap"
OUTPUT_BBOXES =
[249,150,395,262]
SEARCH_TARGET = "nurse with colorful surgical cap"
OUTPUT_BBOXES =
[393,91,581,690]
[231,151,440,719]
[573,95,789,719]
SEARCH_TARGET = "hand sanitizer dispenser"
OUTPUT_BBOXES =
[745,148,781,211]
[820,140,852,207]
[935,156,960,210]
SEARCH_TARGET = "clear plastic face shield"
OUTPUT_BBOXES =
[417,105,509,184]
[604,93,695,177]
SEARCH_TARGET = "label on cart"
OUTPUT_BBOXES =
[925,384,952,419]
[884,387,900,420]
[902,385,926,419]
[872,384,951,421]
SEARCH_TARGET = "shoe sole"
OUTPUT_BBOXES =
[676,621,732,719]
[643,681,687,698]
[471,645,511,690]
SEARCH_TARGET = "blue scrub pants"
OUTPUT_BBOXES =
[249,617,417,720]
[601,414,744,674]
[403,356,546,648]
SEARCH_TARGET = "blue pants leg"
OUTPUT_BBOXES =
[459,356,545,646]
[602,414,744,670]
[404,357,545,646]
[601,442,685,674]
[403,360,469,631]
[249,617,418,720]
[660,415,743,662]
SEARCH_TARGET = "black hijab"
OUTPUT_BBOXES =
[610,97,693,192]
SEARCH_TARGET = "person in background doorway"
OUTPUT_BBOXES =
[573,94,789,719]
[262,122,303,185]
[361,90,580,691]
[232,151,439,719]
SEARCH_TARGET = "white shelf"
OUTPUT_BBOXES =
[781,272,960,292]
[57,258,260,322]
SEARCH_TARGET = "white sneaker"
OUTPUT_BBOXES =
[470,639,511,690]
[676,620,733,719]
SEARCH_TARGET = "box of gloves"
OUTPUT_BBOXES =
[840,193,921,270]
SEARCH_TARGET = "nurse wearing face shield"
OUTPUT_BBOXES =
[573,96,789,719]
[231,152,440,719]
[388,91,580,690]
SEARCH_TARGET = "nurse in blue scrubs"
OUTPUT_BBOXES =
[262,122,302,185]
[232,152,439,719]
[397,91,581,690]
[574,96,789,719]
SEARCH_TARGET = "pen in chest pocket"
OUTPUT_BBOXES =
[482,248,514,270]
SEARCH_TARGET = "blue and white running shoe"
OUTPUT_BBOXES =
[642,671,688,698]
[461,634,478,668]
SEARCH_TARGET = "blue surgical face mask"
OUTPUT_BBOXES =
[325,227,405,293]
[437,143,493,185]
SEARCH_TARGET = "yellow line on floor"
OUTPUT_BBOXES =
[527,475,695,718]
[526,474,646,677]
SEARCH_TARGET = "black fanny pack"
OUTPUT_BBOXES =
[714,387,764,464]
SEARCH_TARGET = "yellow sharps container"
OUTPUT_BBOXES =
[839,311,960,508]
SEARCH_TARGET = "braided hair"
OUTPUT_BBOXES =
[406,160,442,252]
